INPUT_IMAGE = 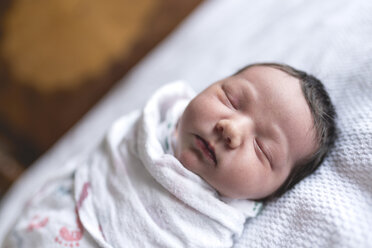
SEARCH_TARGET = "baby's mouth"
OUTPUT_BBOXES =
[195,135,217,165]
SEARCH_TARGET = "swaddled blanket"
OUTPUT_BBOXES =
[3,82,261,248]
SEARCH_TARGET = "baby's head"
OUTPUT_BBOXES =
[174,63,336,200]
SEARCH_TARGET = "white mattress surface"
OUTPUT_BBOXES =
[1,0,372,247]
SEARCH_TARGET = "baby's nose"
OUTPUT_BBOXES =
[215,119,242,148]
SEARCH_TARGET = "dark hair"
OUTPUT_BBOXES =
[235,62,337,201]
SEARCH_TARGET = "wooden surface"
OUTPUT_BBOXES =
[0,0,202,196]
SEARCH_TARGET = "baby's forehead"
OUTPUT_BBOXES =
[232,66,302,100]
[236,65,299,83]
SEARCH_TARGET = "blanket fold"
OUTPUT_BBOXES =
[79,82,262,247]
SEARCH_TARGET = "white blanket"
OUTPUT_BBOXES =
[2,82,261,247]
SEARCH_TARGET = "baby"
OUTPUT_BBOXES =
[2,63,336,248]
[174,63,336,201]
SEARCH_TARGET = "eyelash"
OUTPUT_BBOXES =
[255,138,272,167]
[223,90,237,109]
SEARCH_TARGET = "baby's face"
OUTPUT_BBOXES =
[174,66,317,199]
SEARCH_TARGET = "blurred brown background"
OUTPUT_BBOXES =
[0,0,202,197]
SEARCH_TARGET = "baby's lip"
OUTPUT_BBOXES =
[195,135,217,165]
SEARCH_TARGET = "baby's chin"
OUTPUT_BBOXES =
[216,189,249,200]
[213,184,272,200]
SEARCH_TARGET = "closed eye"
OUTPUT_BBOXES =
[222,86,237,109]
[254,138,272,168]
